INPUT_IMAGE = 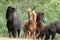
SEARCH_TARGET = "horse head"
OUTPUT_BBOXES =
[27,8,35,23]
[36,12,44,24]
[6,6,15,21]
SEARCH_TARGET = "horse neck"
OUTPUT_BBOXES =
[32,11,36,22]
[29,10,36,22]
[37,21,43,26]
[28,11,36,24]
[28,19,34,24]
[11,14,14,22]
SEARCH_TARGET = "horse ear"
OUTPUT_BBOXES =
[42,13,44,16]
[41,13,44,16]
[12,8,15,12]
[7,6,12,11]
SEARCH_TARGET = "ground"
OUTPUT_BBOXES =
[0,37,34,40]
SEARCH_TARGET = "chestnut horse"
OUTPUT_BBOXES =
[6,6,21,38]
[36,12,46,40]
[24,8,36,39]
[45,21,60,40]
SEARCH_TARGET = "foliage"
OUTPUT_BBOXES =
[0,0,60,39]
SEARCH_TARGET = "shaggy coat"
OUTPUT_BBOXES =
[24,8,37,39]
[45,21,60,40]
[36,12,46,39]
[6,6,21,38]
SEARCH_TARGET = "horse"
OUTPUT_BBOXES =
[24,8,37,39]
[45,21,60,40]
[36,12,46,40]
[6,6,21,38]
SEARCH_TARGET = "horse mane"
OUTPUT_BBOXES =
[27,8,36,22]
[32,10,36,22]
[36,12,45,27]
[6,6,15,20]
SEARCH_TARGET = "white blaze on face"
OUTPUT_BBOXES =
[30,12,32,16]
[30,12,33,20]
[27,8,33,20]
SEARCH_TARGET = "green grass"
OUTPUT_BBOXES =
[0,0,60,40]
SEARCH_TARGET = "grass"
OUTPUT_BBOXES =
[0,0,60,40]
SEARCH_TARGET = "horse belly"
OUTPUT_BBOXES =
[29,25,34,32]
[57,28,60,34]
[56,25,60,33]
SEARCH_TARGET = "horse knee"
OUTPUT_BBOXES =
[17,30,20,38]
[24,30,29,38]
[8,30,11,37]
[45,36,50,40]
[33,31,36,39]
[12,30,16,38]
[45,34,50,40]
[36,30,39,35]
[37,32,44,39]
[12,33,16,38]
[51,34,56,40]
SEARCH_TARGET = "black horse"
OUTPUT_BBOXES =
[6,6,21,38]
[36,12,46,40]
[45,21,60,40]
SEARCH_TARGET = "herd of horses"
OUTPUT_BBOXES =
[6,6,60,40]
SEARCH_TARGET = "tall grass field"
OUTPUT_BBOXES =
[0,0,60,40]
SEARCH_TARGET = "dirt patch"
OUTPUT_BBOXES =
[0,37,34,40]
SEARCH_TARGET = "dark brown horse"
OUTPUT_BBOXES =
[24,8,37,39]
[6,6,21,38]
[36,12,46,40]
[45,21,60,40]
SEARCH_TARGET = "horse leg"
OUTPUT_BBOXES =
[51,33,56,40]
[17,29,20,38]
[8,30,11,38]
[37,33,40,39]
[25,30,29,38]
[45,33,50,40]
[45,35,50,40]
[40,32,44,40]
[28,31,31,38]
[36,30,39,35]
[33,31,36,39]
[12,29,16,38]
[37,32,44,40]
